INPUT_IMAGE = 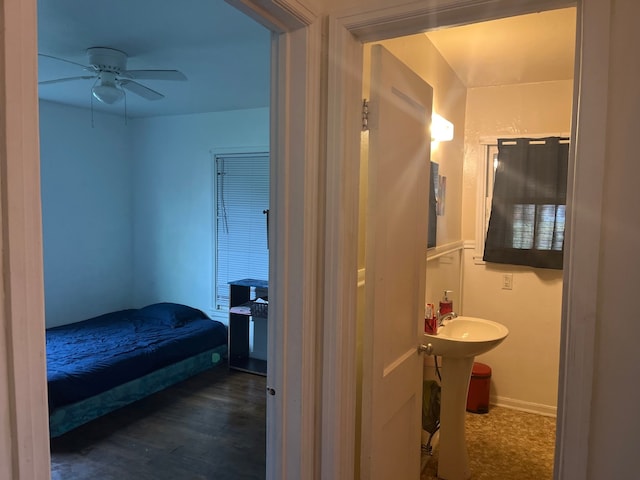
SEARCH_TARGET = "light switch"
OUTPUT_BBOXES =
[502,273,513,290]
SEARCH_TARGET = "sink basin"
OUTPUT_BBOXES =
[423,316,508,358]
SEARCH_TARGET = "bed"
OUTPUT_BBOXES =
[46,302,228,437]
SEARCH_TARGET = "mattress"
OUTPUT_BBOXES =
[46,303,227,411]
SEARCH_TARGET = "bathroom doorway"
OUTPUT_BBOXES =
[348,2,588,476]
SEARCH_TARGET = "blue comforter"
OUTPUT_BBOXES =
[46,303,227,411]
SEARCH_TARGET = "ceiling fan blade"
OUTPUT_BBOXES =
[121,70,187,81]
[119,80,164,101]
[39,75,96,85]
[38,53,93,71]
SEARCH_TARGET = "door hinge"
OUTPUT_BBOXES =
[362,99,369,131]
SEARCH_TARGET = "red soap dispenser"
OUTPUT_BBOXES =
[439,290,453,316]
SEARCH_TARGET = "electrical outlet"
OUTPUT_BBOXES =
[502,273,513,290]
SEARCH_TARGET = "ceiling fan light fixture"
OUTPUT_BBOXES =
[92,84,124,104]
[40,47,186,107]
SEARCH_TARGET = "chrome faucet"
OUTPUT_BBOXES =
[437,311,458,328]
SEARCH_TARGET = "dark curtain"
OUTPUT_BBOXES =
[483,137,569,269]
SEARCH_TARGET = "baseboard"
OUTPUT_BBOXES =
[491,395,557,418]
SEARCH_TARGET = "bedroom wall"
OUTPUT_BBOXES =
[129,107,270,323]
[39,102,269,328]
[39,101,134,327]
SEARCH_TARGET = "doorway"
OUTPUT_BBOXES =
[36,0,272,478]
[356,10,574,474]
[324,1,607,478]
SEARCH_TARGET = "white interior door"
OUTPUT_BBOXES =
[360,45,433,479]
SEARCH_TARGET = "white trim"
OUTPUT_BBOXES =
[338,0,576,42]
[225,0,317,32]
[266,19,323,480]
[1,0,51,477]
[426,240,465,262]
[555,1,609,478]
[463,240,476,249]
[464,239,488,266]
[474,143,492,258]
[492,396,558,418]
[321,16,363,480]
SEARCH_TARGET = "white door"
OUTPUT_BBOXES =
[360,45,433,479]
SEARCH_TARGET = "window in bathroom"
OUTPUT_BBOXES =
[482,137,569,269]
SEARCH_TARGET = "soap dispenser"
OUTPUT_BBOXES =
[439,290,453,316]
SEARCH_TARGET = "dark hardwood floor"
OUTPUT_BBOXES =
[50,366,266,480]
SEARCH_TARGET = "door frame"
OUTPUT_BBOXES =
[1,1,50,478]
[324,1,609,479]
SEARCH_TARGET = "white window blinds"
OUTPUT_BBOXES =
[215,153,269,309]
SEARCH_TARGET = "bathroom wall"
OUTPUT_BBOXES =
[363,35,573,414]
[461,80,573,414]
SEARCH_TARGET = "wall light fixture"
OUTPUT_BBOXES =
[431,113,454,142]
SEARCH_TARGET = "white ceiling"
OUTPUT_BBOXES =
[37,0,271,118]
[37,2,576,118]
[426,7,576,88]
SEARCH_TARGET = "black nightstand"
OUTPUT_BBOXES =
[228,278,268,376]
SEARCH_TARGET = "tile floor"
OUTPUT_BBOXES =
[421,406,556,480]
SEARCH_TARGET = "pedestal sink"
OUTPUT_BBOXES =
[423,317,509,480]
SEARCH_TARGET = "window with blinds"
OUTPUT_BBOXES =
[215,153,269,310]
[483,137,569,270]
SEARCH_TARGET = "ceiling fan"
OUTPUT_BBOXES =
[39,47,187,105]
